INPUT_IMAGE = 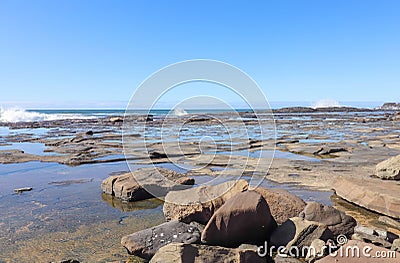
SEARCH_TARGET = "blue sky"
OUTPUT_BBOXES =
[0,0,399,108]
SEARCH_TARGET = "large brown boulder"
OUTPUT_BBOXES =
[149,242,268,263]
[163,179,249,224]
[375,155,400,180]
[333,177,400,219]
[270,217,333,257]
[101,167,194,201]
[299,202,356,237]
[121,220,201,259]
[254,187,306,224]
[201,191,277,247]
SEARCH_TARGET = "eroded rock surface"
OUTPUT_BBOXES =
[375,155,400,180]
[254,187,306,224]
[201,191,277,247]
[270,217,333,256]
[299,202,356,237]
[101,167,194,201]
[163,179,248,224]
[333,177,400,219]
[121,220,201,259]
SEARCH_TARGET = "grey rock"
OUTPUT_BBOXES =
[352,225,399,248]
[391,238,400,251]
[274,255,303,263]
[121,220,201,259]
[299,202,356,237]
[305,239,327,262]
[270,217,333,257]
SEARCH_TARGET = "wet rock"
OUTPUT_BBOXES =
[201,191,277,247]
[270,217,333,256]
[121,220,201,259]
[316,240,399,262]
[149,242,267,263]
[375,155,400,180]
[299,202,356,237]
[163,179,248,224]
[101,193,163,212]
[14,187,33,193]
[333,177,400,219]
[101,167,194,201]
[254,187,306,224]
[314,146,348,156]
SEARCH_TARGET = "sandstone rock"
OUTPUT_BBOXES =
[254,187,306,224]
[101,167,194,201]
[201,191,277,247]
[316,240,399,262]
[379,216,400,230]
[270,217,333,257]
[163,179,248,224]
[392,238,400,251]
[375,155,400,180]
[274,255,302,263]
[299,202,356,237]
[305,239,327,262]
[352,225,399,248]
[121,220,201,259]
[149,242,267,263]
[109,116,123,123]
[333,177,400,219]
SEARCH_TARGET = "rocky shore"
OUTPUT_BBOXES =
[1,105,400,261]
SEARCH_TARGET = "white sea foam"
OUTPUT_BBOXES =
[312,99,340,108]
[172,107,188,116]
[0,107,93,122]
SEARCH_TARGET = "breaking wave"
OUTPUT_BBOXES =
[0,107,93,123]
[172,107,188,116]
[312,99,340,109]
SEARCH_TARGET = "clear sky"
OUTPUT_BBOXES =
[0,0,399,108]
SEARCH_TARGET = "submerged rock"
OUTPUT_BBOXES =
[14,187,33,193]
[163,179,248,224]
[375,155,400,180]
[201,191,277,247]
[149,242,267,263]
[299,202,356,237]
[121,220,201,259]
[254,187,306,224]
[101,167,194,201]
